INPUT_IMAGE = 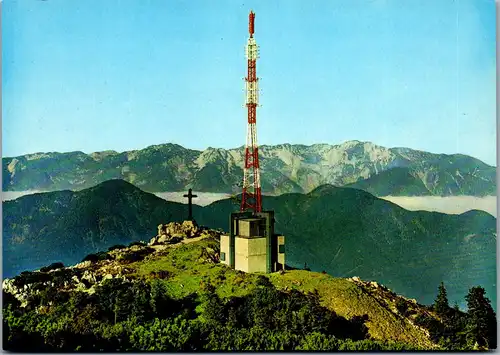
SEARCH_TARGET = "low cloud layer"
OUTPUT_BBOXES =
[154,192,231,206]
[1,190,232,206]
[380,195,497,217]
[2,191,45,201]
[157,193,497,217]
[3,190,496,217]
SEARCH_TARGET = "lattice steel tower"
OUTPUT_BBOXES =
[241,10,262,213]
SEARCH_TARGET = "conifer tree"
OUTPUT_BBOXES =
[465,286,497,349]
[434,281,449,316]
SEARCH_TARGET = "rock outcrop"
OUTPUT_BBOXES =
[149,220,202,246]
[198,246,219,264]
[2,221,219,310]
[347,275,435,340]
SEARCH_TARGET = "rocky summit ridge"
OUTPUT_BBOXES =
[2,225,437,348]
[3,220,496,351]
[0,221,441,349]
[3,221,222,308]
[2,140,495,196]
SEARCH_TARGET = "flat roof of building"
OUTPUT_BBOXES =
[238,217,265,222]
[236,234,266,239]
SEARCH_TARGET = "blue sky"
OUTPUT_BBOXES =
[2,0,497,165]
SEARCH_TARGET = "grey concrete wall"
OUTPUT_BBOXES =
[220,234,231,266]
[235,236,267,273]
[277,235,285,267]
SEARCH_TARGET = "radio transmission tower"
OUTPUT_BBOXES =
[240,10,262,214]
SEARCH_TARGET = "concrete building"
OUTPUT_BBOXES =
[220,211,285,273]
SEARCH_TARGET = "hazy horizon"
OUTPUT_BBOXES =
[380,195,497,217]
[3,190,496,217]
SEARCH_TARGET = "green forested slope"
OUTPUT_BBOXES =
[200,185,497,309]
[3,180,496,311]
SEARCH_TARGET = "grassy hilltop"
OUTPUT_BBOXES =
[3,179,496,311]
[4,230,496,351]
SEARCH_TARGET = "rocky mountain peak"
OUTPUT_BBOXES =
[90,150,119,161]
[2,142,495,196]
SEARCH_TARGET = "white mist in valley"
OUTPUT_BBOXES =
[4,190,497,217]
[157,192,498,217]
[380,195,497,217]
[154,192,231,206]
[2,191,46,201]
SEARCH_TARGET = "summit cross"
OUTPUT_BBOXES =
[183,188,198,221]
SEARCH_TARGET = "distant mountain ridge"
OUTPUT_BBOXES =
[3,179,496,311]
[199,184,497,310]
[2,140,496,196]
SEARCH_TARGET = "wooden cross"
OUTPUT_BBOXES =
[183,188,198,221]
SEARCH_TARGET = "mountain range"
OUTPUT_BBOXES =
[2,141,496,196]
[3,179,496,310]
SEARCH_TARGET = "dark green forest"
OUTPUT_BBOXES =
[3,267,497,351]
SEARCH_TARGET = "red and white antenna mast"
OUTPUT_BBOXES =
[241,10,262,213]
